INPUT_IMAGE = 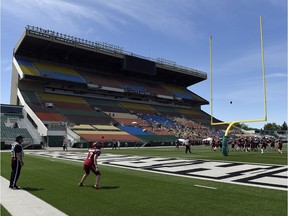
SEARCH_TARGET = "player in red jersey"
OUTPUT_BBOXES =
[78,142,102,189]
[277,137,283,154]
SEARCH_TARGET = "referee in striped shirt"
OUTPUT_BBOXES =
[9,135,24,189]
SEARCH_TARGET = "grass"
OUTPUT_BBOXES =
[0,205,11,216]
[102,145,287,165]
[1,145,287,216]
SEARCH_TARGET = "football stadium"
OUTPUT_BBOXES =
[1,26,287,216]
[1,25,229,149]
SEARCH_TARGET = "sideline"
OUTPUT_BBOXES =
[0,176,67,216]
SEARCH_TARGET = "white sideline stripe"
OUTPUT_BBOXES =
[194,184,217,190]
[0,176,67,216]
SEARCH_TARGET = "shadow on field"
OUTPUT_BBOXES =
[100,186,120,190]
[22,187,44,192]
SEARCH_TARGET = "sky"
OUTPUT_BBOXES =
[1,0,287,129]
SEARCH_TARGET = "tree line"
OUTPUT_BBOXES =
[234,121,287,131]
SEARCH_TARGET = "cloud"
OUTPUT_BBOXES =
[89,0,200,40]
[212,40,287,79]
[266,73,287,79]
[1,0,201,41]
[2,0,121,34]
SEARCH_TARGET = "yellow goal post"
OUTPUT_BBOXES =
[209,16,267,156]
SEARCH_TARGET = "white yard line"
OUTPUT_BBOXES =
[194,184,217,190]
[0,176,67,216]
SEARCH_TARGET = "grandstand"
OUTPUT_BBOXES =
[0,104,36,149]
[3,25,226,148]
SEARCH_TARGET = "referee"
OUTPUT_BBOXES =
[9,135,25,189]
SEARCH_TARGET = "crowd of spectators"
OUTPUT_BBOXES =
[132,113,243,145]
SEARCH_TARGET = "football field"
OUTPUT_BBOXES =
[1,146,287,216]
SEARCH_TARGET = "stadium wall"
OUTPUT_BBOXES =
[10,58,23,105]
[17,89,48,137]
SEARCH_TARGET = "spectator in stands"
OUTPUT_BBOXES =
[78,143,102,189]
[9,135,25,189]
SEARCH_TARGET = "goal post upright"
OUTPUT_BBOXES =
[260,16,268,122]
[209,16,267,156]
[209,35,213,126]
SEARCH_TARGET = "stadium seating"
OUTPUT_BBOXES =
[152,105,182,117]
[116,125,177,143]
[78,71,121,88]
[21,90,43,104]
[14,54,226,146]
[18,87,223,145]
[71,124,140,142]
[177,108,203,120]
[161,85,195,100]
[138,114,175,126]
[35,112,66,122]
[119,102,156,114]
[38,93,86,104]
[34,62,86,83]
[142,82,172,95]
[85,98,127,113]
[17,59,40,76]
[1,115,34,145]
[17,58,86,83]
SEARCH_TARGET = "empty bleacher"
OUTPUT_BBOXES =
[71,124,140,142]
[17,58,40,76]
[78,71,121,88]
[1,115,34,145]
[152,105,182,117]
[142,82,172,96]
[34,62,86,83]
[161,85,194,100]
[105,112,142,126]
[17,58,86,84]
[85,98,127,113]
[21,90,44,105]
[119,102,157,114]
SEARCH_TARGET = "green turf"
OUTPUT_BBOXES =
[104,145,287,165]
[1,146,287,216]
[0,204,11,216]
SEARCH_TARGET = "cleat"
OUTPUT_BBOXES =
[78,183,84,187]
[93,185,101,189]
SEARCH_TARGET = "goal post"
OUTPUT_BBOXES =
[209,16,267,156]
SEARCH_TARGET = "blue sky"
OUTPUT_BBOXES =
[1,0,287,129]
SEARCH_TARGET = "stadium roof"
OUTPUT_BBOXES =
[14,25,207,86]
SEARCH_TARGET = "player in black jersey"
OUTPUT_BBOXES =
[9,135,24,189]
